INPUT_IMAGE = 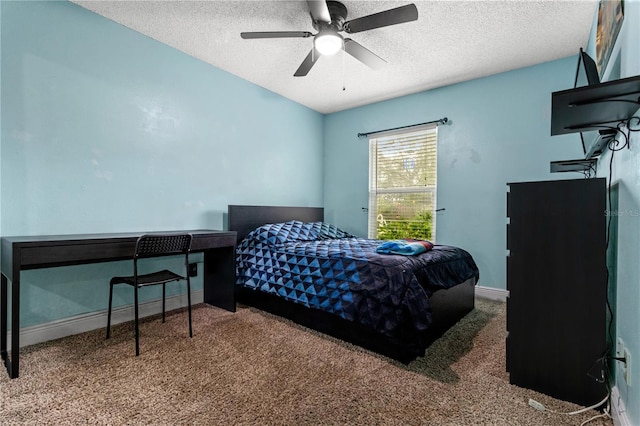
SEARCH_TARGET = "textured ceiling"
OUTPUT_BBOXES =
[72,0,598,114]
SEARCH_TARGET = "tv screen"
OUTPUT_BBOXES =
[575,48,599,87]
[575,48,615,158]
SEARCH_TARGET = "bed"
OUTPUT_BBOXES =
[228,205,479,363]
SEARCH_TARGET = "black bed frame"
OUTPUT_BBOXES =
[228,205,475,363]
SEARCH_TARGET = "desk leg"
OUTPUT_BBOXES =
[1,273,19,379]
[203,246,236,312]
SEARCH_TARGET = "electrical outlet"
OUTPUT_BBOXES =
[617,338,631,386]
[617,337,625,358]
[624,347,631,386]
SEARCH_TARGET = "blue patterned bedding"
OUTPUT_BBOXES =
[236,221,479,354]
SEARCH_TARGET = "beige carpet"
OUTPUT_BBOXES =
[0,299,612,425]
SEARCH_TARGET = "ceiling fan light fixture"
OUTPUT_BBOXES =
[314,31,343,56]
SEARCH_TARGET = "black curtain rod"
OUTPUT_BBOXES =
[357,117,449,138]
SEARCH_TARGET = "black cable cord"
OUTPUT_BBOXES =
[604,145,616,378]
[589,117,639,386]
[578,116,639,413]
[585,116,639,401]
[585,146,615,394]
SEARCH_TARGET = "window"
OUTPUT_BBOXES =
[368,125,438,241]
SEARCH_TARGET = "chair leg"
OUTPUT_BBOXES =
[162,283,166,323]
[134,285,140,356]
[106,283,114,339]
[187,277,193,338]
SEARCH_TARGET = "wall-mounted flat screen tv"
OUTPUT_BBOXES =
[574,48,616,158]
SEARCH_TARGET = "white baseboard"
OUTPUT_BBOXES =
[10,285,508,347]
[475,285,509,302]
[611,386,632,426]
[11,290,204,348]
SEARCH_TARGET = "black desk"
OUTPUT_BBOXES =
[1,229,237,379]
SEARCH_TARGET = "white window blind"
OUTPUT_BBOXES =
[368,126,438,241]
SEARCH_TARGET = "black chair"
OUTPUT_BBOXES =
[106,233,193,356]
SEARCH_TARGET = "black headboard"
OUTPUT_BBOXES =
[228,205,324,243]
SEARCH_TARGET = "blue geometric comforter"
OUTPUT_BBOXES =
[236,221,480,355]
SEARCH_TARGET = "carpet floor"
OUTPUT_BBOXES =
[0,299,612,425]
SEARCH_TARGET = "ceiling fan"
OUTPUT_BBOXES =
[240,1,418,77]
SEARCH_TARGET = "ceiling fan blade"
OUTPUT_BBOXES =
[294,48,320,77]
[307,0,331,23]
[344,4,418,34]
[344,39,386,70]
[241,31,313,39]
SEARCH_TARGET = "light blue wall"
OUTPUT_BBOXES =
[323,58,583,290]
[1,1,324,327]
[589,1,640,421]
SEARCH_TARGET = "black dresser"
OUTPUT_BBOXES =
[506,178,607,406]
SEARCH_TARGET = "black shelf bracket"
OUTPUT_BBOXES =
[550,158,597,175]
